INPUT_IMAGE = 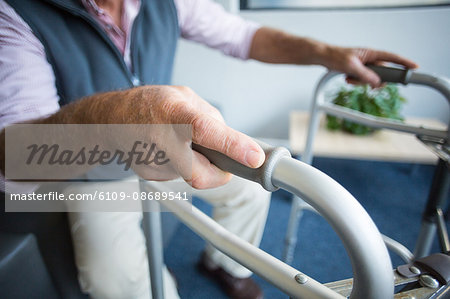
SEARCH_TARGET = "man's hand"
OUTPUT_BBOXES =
[249,27,418,88]
[126,86,265,189]
[318,46,418,87]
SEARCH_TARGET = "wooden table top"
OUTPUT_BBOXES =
[290,111,446,164]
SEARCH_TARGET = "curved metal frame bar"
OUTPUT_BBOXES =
[158,194,344,299]
[144,150,394,298]
[272,157,393,298]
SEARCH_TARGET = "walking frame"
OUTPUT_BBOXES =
[284,66,450,264]
[142,66,450,299]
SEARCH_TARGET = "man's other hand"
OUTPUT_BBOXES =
[321,46,419,88]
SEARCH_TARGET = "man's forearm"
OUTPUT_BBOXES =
[38,88,141,125]
[248,26,418,87]
[0,87,146,176]
[248,27,330,66]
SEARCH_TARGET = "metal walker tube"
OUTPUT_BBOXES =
[272,156,393,299]
[144,141,394,299]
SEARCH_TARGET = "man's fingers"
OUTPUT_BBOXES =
[345,77,362,86]
[163,86,264,188]
[345,48,419,87]
[188,151,233,189]
[371,50,419,69]
[348,57,381,87]
[191,113,265,169]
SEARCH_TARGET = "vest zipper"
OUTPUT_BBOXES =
[129,1,143,87]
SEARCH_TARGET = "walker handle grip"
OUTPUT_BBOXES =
[367,65,412,85]
[192,141,290,192]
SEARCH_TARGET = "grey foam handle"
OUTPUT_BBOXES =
[192,141,291,192]
[367,65,412,85]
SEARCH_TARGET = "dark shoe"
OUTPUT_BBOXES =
[197,252,263,299]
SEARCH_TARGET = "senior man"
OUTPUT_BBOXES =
[0,0,417,298]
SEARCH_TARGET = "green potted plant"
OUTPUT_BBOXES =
[326,84,406,135]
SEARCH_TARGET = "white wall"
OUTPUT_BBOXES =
[172,6,450,139]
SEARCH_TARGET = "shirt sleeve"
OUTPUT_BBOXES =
[174,0,261,60]
[0,1,60,130]
[0,1,60,193]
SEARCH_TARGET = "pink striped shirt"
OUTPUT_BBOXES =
[0,0,260,128]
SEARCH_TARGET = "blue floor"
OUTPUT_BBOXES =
[165,157,449,298]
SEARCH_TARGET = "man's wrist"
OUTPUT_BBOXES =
[309,41,333,67]
[286,35,331,66]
